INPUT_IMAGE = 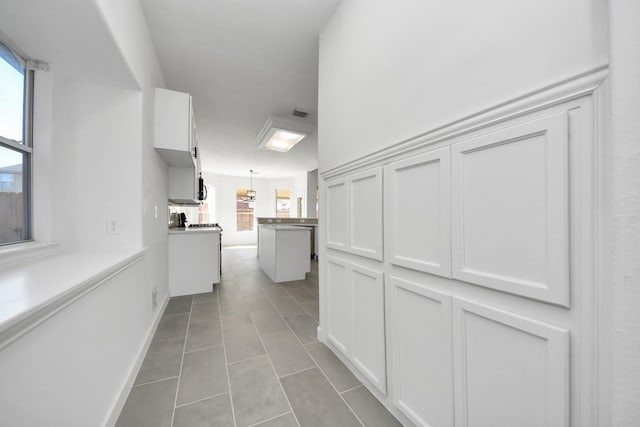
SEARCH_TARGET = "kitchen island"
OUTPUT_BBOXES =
[168,227,221,296]
[258,225,311,282]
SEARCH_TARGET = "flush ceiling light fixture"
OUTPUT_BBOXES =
[256,116,314,153]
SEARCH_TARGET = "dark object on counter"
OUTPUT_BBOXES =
[178,213,187,228]
[198,173,207,201]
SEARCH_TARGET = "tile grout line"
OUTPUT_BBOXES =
[279,304,366,427]
[217,284,239,427]
[340,384,365,395]
[174,390,229,409]
[183,343,224,355]
[301,343,366,427]
[249,307,302,427]
[275,282,319,322]
[170,295,194,427]
[247,411,294,427]
[132,375,179,388]
[277,365,317,380]
[226,351,270,367]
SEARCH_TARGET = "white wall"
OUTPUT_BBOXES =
[318,0,609,172]
[203,172,299,246]
[0,0,167,425]
[608,0,640,424]
[306,169,318,218]
[319,0,640,425]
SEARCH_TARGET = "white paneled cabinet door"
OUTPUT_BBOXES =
[349,168,383,260]
[326,180,349,250]
[385,148,451,277]
[390,275,454,427]
[452,298,569,427]
[351,264,386,394]
[326,257,351,356]
[451,113,570,306]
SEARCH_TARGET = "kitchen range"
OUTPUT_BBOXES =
[168,222,222,297]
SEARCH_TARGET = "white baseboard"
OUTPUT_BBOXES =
[103,294,170,427]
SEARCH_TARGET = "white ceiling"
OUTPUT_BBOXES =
[140,0,341,178]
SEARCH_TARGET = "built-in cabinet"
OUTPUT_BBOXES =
[320,72,603,427]
[326,257,386,394]
[154,87,201,201]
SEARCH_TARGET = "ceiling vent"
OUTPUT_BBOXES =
[292,109,308,118]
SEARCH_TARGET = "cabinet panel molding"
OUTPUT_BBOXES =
[385,148,451,277]
[349,168,384,260]
[325,167,384,261]
[326,181,349,250]
[351,264,386,393]
[452,298,569,427]
[326,256,350,355]
[390,275,454,427]
[451,112,570,306]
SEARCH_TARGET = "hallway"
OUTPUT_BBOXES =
[116,247,400,427]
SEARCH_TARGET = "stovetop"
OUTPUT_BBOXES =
[189,223,223,231]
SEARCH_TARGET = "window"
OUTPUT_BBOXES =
[276,189,290,218]
[236,188,254,231]
[0,40,32,246]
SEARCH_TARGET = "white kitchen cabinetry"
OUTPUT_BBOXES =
[326,168,383,260]
[326,257,387,394]
[321,75,602,427]
[389,275,454,427]
[452,298,569,427]
[154,87,201,202]
[258,225,311,282]
[385,148,451,277]
[168,229,220,296]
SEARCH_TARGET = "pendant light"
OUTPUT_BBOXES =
[245,169,256,203]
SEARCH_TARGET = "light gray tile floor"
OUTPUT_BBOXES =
[117,246,400,427]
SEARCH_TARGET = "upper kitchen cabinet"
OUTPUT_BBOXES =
[154,87,198,168]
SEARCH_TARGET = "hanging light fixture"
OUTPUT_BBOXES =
[245,169,256,203]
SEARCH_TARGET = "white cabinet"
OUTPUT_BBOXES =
[155,88,201,202]
[169,166,199,201]
[154,88,197,167]
[258,225,311,282]
[451,113,570,306]
[452,298,569,427]
[326,167,383,260]
[168,230,220,296]
[385,148,451,277]
[326,256,387,394]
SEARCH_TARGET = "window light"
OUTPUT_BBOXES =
[257,116,314,153]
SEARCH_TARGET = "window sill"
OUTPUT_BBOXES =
[0,247,147,350]
[0,241,60,270]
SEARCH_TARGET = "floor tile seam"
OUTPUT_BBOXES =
[160,312,191,319]
[184,343,224,355]
[297,301,318,322]
[149,335,187,345]
[248,411,295,427]
[193,294,218,305]
[293,337,365,427]
[174,391,229,409]
[340,384,365,395]
[151,334,188,345]
[250,313,300,427]
[277,365,318,380]
[170,297,194,427]
[226,352,268,367]
[217,287,239,427]
[132,375,179,388]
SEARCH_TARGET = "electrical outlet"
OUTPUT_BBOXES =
[107,218,120,234]
[151,287,158,309]
[154,206,158,219]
